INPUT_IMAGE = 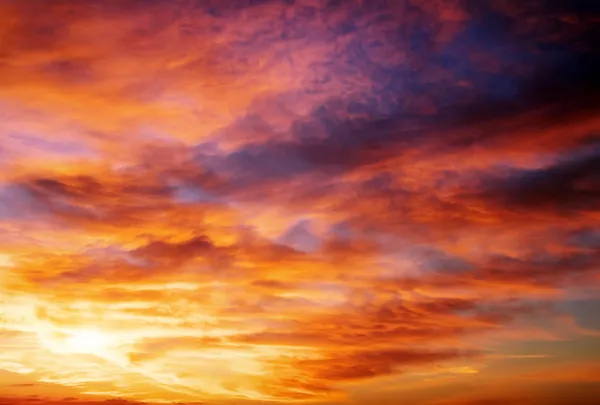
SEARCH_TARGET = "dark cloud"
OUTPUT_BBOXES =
[482,150,600,214]
[191,0,599,195]
[298,348,472,381]
[132,236,215,262]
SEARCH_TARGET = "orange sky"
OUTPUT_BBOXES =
[0,1,599,405]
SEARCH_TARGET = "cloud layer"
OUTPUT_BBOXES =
[0,0,599,404]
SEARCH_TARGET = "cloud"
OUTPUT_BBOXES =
[475,149,600,214]
[295,348,473,381]
[0,0,598,404]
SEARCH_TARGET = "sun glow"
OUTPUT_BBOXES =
[65,329,110,354]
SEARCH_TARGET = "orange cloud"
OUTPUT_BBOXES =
[0,0,599,404]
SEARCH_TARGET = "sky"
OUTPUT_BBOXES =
[0,0,599,404]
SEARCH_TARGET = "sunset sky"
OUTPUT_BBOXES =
[0,1,599,404]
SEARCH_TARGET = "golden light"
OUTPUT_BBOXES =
[65,329,110,354]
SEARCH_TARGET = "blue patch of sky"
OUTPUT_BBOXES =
[0,185,39,220]
[276,219,321,253]
[558,299,600,331]
[7,132,96,158]
[172,184,219,204]
[567,229,600,249]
